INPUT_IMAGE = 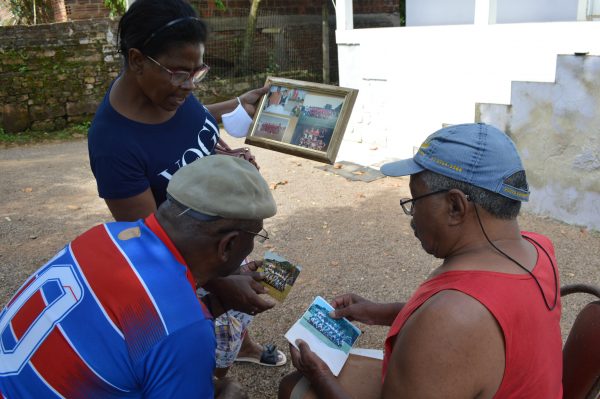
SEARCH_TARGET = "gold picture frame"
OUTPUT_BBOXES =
[245,77,359,164]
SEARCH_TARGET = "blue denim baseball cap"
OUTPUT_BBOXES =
[380,123,529,201]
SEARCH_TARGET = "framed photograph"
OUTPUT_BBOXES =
[245,77,359,164]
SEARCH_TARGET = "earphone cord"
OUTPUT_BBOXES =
[473,205,558,311]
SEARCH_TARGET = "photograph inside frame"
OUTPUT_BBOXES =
[253,85,346,153]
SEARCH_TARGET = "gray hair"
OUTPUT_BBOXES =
[419,170,527,220]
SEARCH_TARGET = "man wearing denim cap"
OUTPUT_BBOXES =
[283,123,562,398]
[0,155,275,399]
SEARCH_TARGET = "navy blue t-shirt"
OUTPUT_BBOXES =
[88,88,220,205]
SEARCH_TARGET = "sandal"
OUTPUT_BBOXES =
[235,344,287,367]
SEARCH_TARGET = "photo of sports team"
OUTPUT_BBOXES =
[253,85,344,153]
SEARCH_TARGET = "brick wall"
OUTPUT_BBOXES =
[65,0,110,20]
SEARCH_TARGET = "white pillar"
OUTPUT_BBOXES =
[578,0,591,20]
[474,0,497,24]
[336,0,353,31]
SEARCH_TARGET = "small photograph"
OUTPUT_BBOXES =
[253,115,290,142]
[289,93,343,152]
[301,93,343,121]
[257,252,302,302]
[291,126,334,152]
[263,85,307,117]
[285,296,361,376]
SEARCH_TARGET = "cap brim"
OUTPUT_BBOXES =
[380,158,424,177]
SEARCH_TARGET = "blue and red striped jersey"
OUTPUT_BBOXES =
[0,215,215,398]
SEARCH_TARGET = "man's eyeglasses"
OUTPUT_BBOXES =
[145,54,210,86]
[399,189,449,215]
[240,228,269,243]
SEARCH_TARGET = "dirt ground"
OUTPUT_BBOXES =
[1,138,599,398]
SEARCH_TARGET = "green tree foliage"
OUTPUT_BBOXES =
[104,0,127,17]
[214,0,225,11]
[8,0,53,24]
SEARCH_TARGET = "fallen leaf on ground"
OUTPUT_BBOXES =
[333,163,343,169]
[22,187,33,193]
[330,261,339,266]
[269,180,289,190]
[67,205,81,210]
[357,193,366,198]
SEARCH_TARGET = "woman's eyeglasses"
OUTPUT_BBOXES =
[145,54,210,86]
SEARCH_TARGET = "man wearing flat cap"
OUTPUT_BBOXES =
[281,123,562,398]
[0,155,274,399]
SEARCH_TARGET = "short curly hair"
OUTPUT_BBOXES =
[419,170,528,220]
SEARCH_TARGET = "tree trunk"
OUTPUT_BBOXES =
[237,0,261,75]
[322,1,330,84]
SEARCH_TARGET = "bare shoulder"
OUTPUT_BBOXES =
[382,290,504,399]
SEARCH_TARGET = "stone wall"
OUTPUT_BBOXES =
[0,7,398,134]
[0,17,332,133]
[0,19,120,132]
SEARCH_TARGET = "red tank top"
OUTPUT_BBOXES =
[383,232,562,398]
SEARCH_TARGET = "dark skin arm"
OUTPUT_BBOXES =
[288,293,402,399]
[104,187,156,222]
[291,291,504,398]
[206,85,269,122]
[202,261,275,317]
[382,290,505,398]
[330,293,404,326]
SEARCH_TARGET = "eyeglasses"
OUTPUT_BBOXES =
[145,54,210,86]
[399,189,449,215]
[240,228,269,243]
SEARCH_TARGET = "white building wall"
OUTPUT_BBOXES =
[407,0,580,26]
[407,0,475,26]
[335,3,600,229]
[496,0,579,23]
[337,22,600,160]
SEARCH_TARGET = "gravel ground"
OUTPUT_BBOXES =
[1,138,598,398]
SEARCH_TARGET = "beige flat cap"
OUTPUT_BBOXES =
[167,155,276,220]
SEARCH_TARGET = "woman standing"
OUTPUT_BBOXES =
[88,0,285,382]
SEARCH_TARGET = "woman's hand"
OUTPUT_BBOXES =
[238,85,270,117]
[215,138,260,170]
